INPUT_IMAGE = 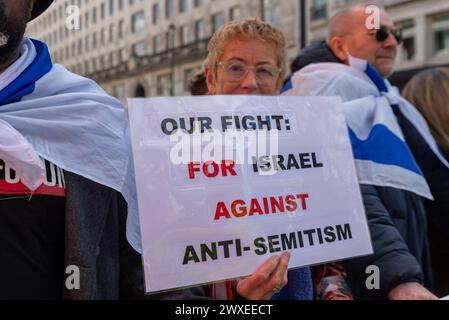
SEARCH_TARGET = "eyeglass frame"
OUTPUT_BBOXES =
[215,60,282,85]
[340,25,403,44]
[365,25,403,44]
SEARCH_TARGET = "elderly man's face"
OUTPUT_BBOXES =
[206,39,281,95]
[344,10,398,77]
[0,0,34,66]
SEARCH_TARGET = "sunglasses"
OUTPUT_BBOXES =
[367,25,403,44]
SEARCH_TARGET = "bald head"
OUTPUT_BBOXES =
[326,4,399,77]
[327,5,385,43]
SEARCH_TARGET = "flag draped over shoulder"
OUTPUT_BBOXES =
[282,58,449,199]
[0,38,142,252]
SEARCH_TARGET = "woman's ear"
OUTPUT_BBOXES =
[329,37,349,63]
[205,66,216,94]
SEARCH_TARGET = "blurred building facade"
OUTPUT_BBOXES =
[27,0,301,101]
[27,0,449,100]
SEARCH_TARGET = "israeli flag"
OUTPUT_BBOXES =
[0,38,141,252]
[283,59,449,200]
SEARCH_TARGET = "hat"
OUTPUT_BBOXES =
[30,0,54,21]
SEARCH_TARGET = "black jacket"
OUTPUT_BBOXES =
[396,110,449,296]
[290,42,433,299]
[340,185,432,299]
[63,171,207,299]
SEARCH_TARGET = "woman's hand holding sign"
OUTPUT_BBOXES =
[236,252,290,300]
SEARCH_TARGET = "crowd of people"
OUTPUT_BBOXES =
[0,0,448,300]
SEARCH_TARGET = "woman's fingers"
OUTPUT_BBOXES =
[236,255,280,298]
[236,252,291,300]
[260,252,290,300]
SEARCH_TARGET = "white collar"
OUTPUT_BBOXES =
[0,38,36,91]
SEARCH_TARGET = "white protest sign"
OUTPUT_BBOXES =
[128,95,372,294]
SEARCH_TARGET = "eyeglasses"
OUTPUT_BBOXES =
[366,25,403,44]
[217,60,281,85]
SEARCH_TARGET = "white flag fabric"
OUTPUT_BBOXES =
[283,60,449,199]
[0,38,141,252]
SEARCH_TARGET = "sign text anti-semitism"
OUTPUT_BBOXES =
[128,95,372,293]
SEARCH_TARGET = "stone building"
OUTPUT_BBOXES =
[27,0,449,100]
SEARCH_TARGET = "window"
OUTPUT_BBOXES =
[398,20,415,61]
[92,32,97,48]
[114,84,126,101]
[433,13,449,57]
[132,10,146,33]
[153,3,160,25]
[165,0,173,18]
[184,68,195,91]
[180,25,188,45]
[166,31,172,50]
[118,20,125,38]
[109,24,115,42]
[195,19,204,41]
[85,11,89,28]
[229,6,240,21]
[194,0,203,7]
[109,0,114,15]
[179,0,187,13]
[153,34,161,53]
[101,2,105,19]
[120,48,127,62]
[132,41,146,57]
[311,0,326,20]
[111,51,118,66]
[157,74,172,96]
[212,13,223,33]
[119,0,124,11]
[263,0,279,26]
[101,27,106,45]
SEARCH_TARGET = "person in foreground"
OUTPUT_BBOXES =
[203,17,313,300]
[0,0,190,299]
[284,4,444,300]
[0,0,293,300]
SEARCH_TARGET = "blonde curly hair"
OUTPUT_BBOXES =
[205,18,287,90]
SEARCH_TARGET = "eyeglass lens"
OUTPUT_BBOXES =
[376,26,402,43]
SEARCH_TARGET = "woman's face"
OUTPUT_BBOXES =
[206,38,281,95]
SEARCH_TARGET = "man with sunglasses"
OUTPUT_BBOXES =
[284,4,442,300]
[327,6,401,78]
[326,5,441,300]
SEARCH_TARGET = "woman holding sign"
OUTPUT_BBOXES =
[202,18,311,300]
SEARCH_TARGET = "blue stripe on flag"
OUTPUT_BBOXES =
[365,64,388,93]
[0,39,52,106]
[281,77,292,93]
[348,125,422,175]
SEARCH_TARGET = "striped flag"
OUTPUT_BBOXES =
[282,59,449,199]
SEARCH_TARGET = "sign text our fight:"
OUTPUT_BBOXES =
[160,115,291,135]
